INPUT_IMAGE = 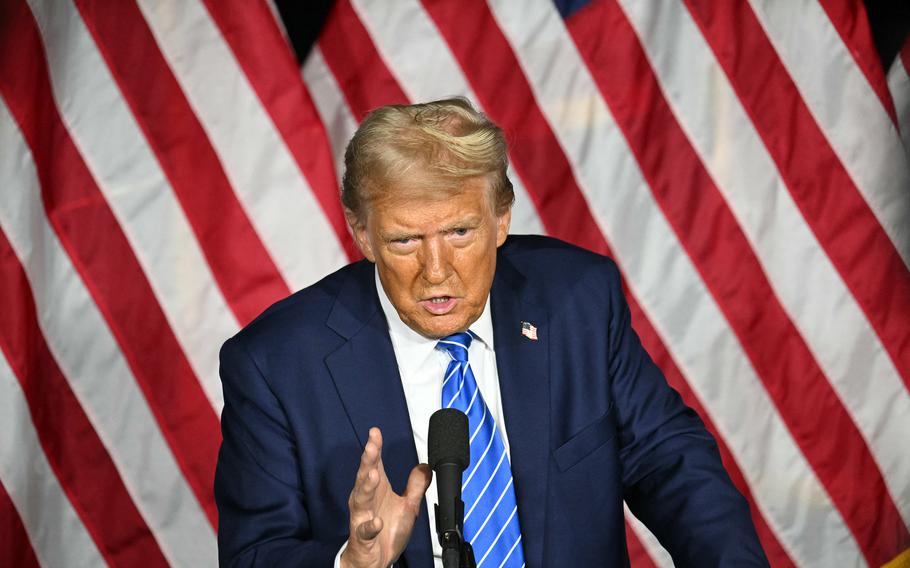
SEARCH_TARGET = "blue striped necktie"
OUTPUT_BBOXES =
[437,332,525,568]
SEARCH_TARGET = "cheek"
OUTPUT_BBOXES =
[456,250,496,294]
[379,257,421,297]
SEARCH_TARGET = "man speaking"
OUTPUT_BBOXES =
[214,98,768,567]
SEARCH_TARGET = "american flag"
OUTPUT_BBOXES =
[520,321,538,341]
[1,1,908,566]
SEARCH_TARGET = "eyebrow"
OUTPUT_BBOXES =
[382,215,483,242]
[440,216,482,232]
[383,231,420,242]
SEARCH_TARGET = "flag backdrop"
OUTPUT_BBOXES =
[1,0,909,566]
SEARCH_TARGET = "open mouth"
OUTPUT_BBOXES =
[420,296,457,315]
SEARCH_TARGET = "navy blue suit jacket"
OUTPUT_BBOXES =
[215,235,767,567]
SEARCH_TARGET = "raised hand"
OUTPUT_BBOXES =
[340,428,432,568]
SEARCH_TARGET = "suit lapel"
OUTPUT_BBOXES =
[491,254,549,568]
[324,262,434,567]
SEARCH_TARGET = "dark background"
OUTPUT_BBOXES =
[866,0,910,67]
[274,0,910,73]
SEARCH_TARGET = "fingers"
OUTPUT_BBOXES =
[350,428,383,511]
[403,463,432,510]
[355,515,383,541]
[361,427,382,467]
[351,467,379,510]
[345,431,427,566]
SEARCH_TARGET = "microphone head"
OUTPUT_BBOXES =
[428,408,470,471]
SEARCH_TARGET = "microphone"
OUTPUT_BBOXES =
[428,408,474,568]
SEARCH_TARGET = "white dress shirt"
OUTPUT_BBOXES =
[335,269,512,567]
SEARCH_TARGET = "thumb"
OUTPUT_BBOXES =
[403,464,432,510]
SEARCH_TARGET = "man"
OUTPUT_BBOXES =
[215,98,768,567]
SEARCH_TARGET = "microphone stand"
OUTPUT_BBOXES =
[435,501,476,568]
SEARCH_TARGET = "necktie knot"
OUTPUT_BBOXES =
[437,332,472,362]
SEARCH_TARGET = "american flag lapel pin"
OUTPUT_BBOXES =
[520,321,538,341]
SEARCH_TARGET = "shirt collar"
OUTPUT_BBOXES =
[374,267,495,356]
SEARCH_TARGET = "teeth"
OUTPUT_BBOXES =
[429,297,449,303]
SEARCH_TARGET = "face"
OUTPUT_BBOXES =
[349,176,511,339]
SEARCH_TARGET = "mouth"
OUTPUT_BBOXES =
[419,295,458,315]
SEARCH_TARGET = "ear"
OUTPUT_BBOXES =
[345,209,376,262]
[495,206,512,248]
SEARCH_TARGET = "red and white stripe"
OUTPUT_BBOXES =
[0,93,215,565]
[889,35,910,159]
[0,351,106,568]
[1,0,907,566]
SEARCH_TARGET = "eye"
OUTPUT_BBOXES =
[388,236,419,253]
[451,227,472,237]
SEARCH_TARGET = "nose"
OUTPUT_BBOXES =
[420,238,451,285]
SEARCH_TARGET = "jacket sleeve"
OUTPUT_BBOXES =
[215,335,345,567]
[603,260,769,567]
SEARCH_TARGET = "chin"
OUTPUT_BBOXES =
[417,325,456,340]
[412,317,466,340]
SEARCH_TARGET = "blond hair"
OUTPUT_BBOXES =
[342,98,513,223]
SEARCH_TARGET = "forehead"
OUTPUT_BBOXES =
[367,177,493,230]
